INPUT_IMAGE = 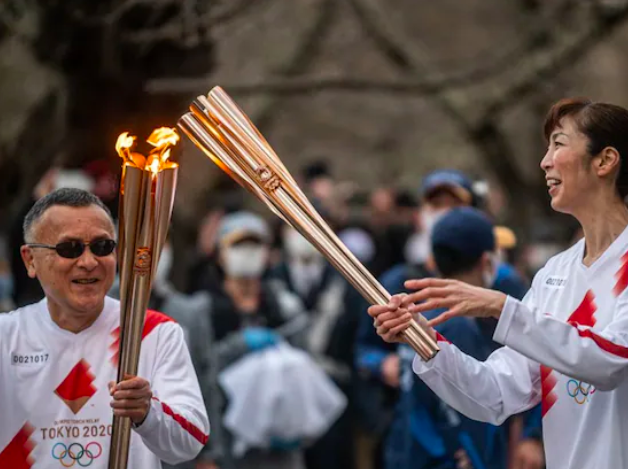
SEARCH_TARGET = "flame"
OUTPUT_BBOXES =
[115,127,179,173]
[115,132,135,160]
[147,127,179,151]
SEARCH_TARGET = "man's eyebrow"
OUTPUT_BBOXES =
[56,235,110,243]
[57,236,82,242]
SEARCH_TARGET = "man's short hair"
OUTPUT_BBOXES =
[430,207,495,277]
[23,188,113,243]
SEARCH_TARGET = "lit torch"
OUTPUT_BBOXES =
[109,127,179,469]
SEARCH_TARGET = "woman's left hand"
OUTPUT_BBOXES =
[401,278,508,328]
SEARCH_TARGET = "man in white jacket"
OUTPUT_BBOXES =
[0,188,209,469]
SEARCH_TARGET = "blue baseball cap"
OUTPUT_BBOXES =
[421,169,474,205]
[431,207,495,259]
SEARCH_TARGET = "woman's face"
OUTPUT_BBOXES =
[540,117,598,214]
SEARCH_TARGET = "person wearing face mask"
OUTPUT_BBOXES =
[355,179,541,468]
[169,211,310,469]
[404,171,529,343]
[382,207,536,469]
[269,225,363,469]
[354,170,475,468]
[404,169,476,268]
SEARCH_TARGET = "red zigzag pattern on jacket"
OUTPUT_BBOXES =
[542,290,597,418]
[614,251,628,296]
[0,422,36,469]
[152,397,209,445]
[109,310,175,365]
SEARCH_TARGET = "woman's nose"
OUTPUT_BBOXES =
[540,149,553,172]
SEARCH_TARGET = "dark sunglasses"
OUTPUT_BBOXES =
[27,239,117,259]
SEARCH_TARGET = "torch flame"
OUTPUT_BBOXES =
[115,127,179,173]
[147,127,179,151]
[115,132,136,159]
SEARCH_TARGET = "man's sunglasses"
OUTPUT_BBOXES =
[26,239,117,259]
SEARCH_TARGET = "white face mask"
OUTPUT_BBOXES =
[421,207,449,234]
[404,232,430,264]
[404,208,449,264]
[482,252,499,288]
[222,244,268,278]
[284,229,321,262]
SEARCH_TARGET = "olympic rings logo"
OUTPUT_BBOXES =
[51,442,102,467]
[566,379,596,404]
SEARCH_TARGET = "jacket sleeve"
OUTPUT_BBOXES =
[133,321,210,465]
[493,282,628,391]
[355,308,393,379]
[412,287,543,426]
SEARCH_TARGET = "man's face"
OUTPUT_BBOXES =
[21,205,116,317]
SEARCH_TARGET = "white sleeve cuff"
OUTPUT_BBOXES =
[132,399,160,436]
[493,295,518,345]
[412,343,447,376]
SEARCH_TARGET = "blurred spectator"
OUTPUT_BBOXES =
[82,159,120,216]
[523,220,567,278]
[302,160,335,206]
[369,187,396,230]
[269,225,364,469]
[354,169,540,469]
[404,169,474,269]
[169,211,312,469]
[339,226,376,266]
[0,236,15,312]
[384,207,511,469]
[353,169,474,469]
[187,209,225,294]
[368,188,418,277]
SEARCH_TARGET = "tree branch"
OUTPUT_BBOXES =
[483,2,628,118]
[205,0,263,26]
[251,0,338,133]
[345,0,574,108]
[146,75,471,95]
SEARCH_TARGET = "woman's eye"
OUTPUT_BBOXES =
[554,141,563,147]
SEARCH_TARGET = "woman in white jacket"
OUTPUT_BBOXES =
[368,97,628,469]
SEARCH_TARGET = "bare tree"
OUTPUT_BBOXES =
[146,0,628,232]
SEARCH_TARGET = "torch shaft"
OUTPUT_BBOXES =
[178,108,438,361]
[109,170,155,469]
[110,127,179,469]
[274,187,438,360]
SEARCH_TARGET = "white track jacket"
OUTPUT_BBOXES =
[414,232,628,469]
[0,296,209,469]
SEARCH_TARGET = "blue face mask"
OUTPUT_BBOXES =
[0,274,14,300]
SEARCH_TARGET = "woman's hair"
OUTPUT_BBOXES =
[544,97,628,199]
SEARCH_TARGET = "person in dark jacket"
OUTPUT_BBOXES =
[356,207,543,469]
